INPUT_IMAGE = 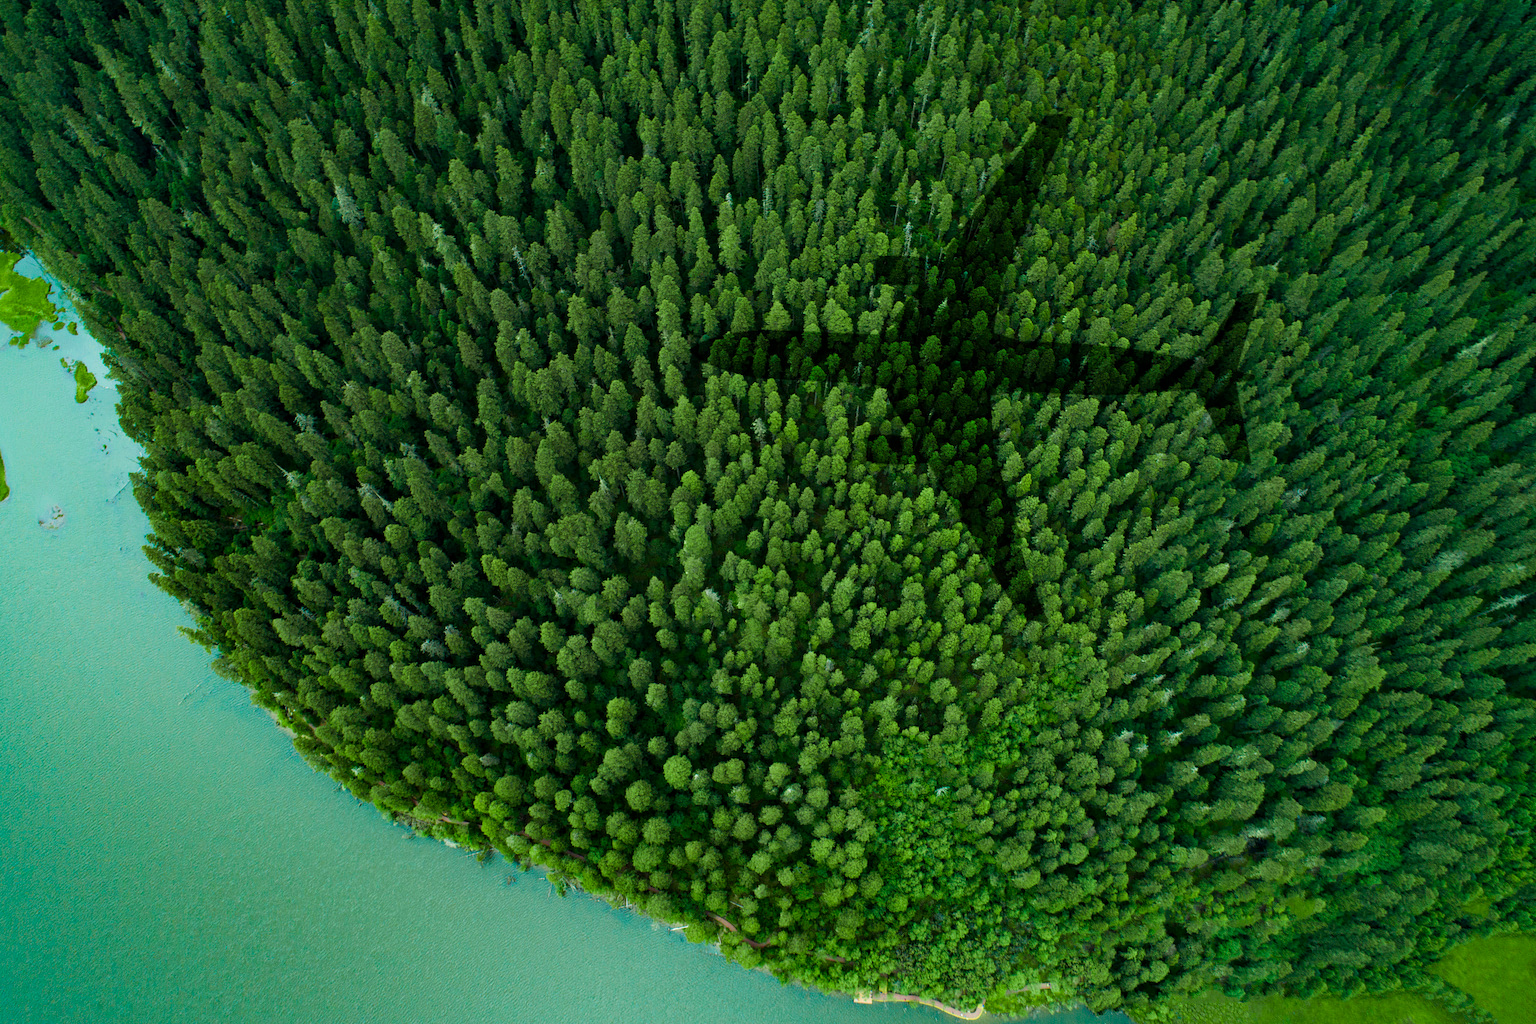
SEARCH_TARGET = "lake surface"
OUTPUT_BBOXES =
[0,254,1133,1024]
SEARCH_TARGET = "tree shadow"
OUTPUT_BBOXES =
[698,114,1256,612]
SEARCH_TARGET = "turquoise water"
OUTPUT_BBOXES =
[0,255,1132,1024]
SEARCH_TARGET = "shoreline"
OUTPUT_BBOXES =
[256,701,1073,1020]
[856,990,990,1019]
[264,707,298,739]
[855,983,1057,1021]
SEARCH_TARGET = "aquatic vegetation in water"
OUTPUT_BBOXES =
[0,250,68,346]
[59,356,97,402]
[0,256,91,505]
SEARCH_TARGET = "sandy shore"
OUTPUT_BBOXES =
[264,707,298,738]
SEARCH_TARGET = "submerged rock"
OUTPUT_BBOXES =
[38,503,65,529]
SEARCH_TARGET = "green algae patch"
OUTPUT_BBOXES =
[59,356,99,403]
[0,250,65,347]
[72,359,96,402]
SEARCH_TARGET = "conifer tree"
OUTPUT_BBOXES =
[0,0,1531,1016]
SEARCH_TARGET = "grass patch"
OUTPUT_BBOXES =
[1459,897,1494,920]
[1249,990,1468,1024]
[1162,989,1465,1024]
[986,986,1063,1016]
[1155,932,1536,1024]
[1281,896,1326,920]
[1430,933,1536,1024]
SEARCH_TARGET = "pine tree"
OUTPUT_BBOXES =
[2,0,1532,1013]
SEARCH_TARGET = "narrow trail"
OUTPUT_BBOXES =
[854,983,1055,1020]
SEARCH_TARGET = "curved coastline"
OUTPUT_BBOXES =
[1,239,1141,1024]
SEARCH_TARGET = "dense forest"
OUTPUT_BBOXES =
[1,0,1533,1017]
